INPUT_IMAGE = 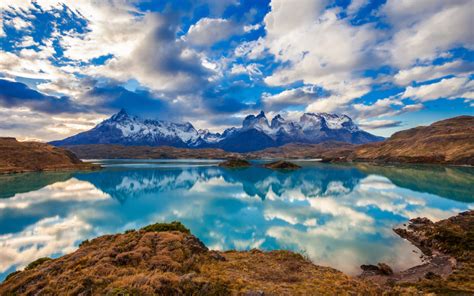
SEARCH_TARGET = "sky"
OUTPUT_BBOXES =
[0,0,473,141]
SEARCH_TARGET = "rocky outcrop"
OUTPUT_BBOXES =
[0,137,100,174]
[263,160,301,170]
[218,158,252,168]
[0,222,378,295]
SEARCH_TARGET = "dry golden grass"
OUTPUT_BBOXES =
[350,116,474,165]
[0,137,99,174]
[0,223,379,295]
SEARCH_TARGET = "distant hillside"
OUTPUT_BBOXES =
[50,109,383,152]
[65,144,237,159]
[348,116,474,165]
[0,137,99,174]
[245,142,355,159]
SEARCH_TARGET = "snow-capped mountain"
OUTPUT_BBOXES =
[215,111,382,151]
[50,109,203,147]
[50,109,383,152]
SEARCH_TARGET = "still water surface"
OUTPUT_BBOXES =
[1,160,473,280]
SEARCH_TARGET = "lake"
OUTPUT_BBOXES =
[1,160,473,281]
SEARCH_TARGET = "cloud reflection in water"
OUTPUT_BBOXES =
[0,162,472,279]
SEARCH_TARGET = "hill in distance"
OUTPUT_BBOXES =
[348,115,474,165]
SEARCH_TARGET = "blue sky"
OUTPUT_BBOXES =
[0,0,473,141]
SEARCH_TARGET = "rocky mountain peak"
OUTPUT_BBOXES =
[110,108,130,122]
[242,111,270,130]
[271,114,286,128]
[51,109,382,152]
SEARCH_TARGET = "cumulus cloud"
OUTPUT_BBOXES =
[184,18,243,47]
[234,38,266,59]
[4,16,31,31]
[394,60,474,85]
[0,0,472,139]
[358,119,403,130]
[382,0,474,67]
[0,79,84,114]
[402,76,474,102]
[262,86,321,110]
[230,63,262,79]
[87,14,211,94]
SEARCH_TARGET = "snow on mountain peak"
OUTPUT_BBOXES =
[51,109,381,151]
[242,110,271,132]
[102,109,202,144]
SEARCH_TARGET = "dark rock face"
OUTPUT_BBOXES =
[216,128,277,152]
[360,263,393,276]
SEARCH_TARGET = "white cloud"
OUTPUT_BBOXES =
[230,63,262,79]
[383,0,474,67]
[358,119,402,130]
[16,35,38,48]
[352,98,403,119]
[402,76,474,102]
[306,78,372,113]
[234,38,266,59]
[185,18,243,46]
[347,0,367,15]
[4,16,31,30]
[0,107,106,141]
[262,86,320,110]
[394,60,474,85]
[259,1,383,114]
[0,15,4,37]
[264,7,378,89]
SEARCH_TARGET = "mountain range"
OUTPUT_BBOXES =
[50,109,383,152]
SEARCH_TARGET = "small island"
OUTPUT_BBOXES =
[218,158,252,168]
[263,160,301,170]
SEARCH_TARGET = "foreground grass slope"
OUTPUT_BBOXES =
[0,222,378,295]
[0,137,99,174]
[2,212,473,295]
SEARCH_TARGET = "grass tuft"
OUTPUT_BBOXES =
[140,221,190,234]
[25,257,51,271]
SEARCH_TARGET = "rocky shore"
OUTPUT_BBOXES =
[2,211,473,295]
[357,210,473,295]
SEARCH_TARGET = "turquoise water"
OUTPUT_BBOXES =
[0,160,473,280]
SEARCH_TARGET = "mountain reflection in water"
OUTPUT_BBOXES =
[0,161,472,280]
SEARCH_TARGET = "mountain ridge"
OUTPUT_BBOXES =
[50,109,383,152]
